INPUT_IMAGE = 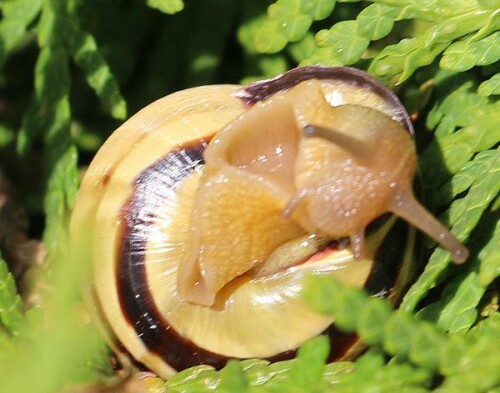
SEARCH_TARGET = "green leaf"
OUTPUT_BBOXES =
[42,94,78,256]
[37,0,73,49]
[427,80,487,138]
[240,359,275,387]
[17,45,70,155]
[300,46,344,66]
[477,218,500,286]
[365,0,478,21]
[300,0,336,20]
[147,0,184,14]
[478,73,500,96]
[383,312,418,358]
[439,334,470,375]
[259,55,289,78]
[269,0,313,42]
[421,95,500,195]
[43,141,78,255]
[370,38,448,84]
[17,102,44,155]
[0,0,43,66]
[440,32,500,71]
[478,0,500,10]
[0,257,23,336]
[303,275,365,331]
[357,3,397,41]
[447,149,499,239]
[303,276,448,371]
[288,336,329,390]
[219,361,248,392]
[357,297,392,345]
[0,124,14,147]
[322,361,354,385]
[71,29,127,119]
[166,365,217,391]
[253,20,288,54]
[315,21,370,64]
[35,46,71,103]
[370,10,491,83]
[238,12,266,54]
[436,272,484,333]
[439,327,500,391]
[435,149,497,208]
[402,148,499,312]
[288,32,316,62]
[0,257,112,392]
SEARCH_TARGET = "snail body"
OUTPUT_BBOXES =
[70,67,467,378]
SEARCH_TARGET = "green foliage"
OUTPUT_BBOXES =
[8,244,111,388]
[247,0,498,84]
[368,8,498,84]
[0,0,498,392]
[401,146,499,310]
[240,0,336,54]
[0,0,43,66]
[440,32,500,72]
[0,256,23,335]
[70,30,127,120]
[479,72,500,96]
[162,278,499,392]
[303,277,500,391]
[147,0,185,15]
[165,337,342,393]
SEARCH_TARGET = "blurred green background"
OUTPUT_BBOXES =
[0,1,498,392]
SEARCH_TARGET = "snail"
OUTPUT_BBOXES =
[70,66,468,379]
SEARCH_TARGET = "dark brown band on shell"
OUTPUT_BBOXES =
[236,66,414,136]
[116,137,409,372]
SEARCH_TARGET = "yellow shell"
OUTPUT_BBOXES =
[70,66,466,379]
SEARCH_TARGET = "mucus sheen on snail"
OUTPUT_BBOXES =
[70,66,468,378]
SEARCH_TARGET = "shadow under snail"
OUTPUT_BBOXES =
[70,66,468,378]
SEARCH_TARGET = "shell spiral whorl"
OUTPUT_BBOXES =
[70,66,468,378]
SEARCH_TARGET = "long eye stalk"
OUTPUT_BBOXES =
[389,190,469,264]
[302,123,372,162]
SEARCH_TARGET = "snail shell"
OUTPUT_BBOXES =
[70,66,468,378]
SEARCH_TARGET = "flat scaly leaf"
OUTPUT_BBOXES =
[0,0,43,66]
[370,10,491,83]
[0,257,23,335]
[477,217,500,286]
[147,0,184,14]
[401,148,499,312]
[440,32,500,72]
[286,336,329,391]
[315,21,370,65]
[269,0,313,42]
[436,272,484,333]
[253,20,289,54]
[478,73,500,96]
[303,275,499,391]
[356,3,397,41]
[288,32,316,62]
[300,0,336,20]
[70,29,127,120]
[218,361,249,392]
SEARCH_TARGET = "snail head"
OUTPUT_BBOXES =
[177,80,468,307]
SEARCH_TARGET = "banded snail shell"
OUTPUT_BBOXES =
[70,66,468,378]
